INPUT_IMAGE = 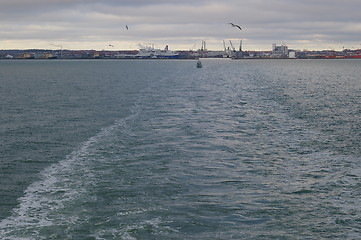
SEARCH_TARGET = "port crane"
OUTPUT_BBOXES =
[229,40,236,52]
[228,40,243,59]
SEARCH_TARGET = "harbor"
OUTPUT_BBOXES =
[2,42,361,60]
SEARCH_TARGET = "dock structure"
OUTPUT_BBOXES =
[1,42,361,59]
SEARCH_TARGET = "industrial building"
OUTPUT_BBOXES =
[271,43,289,58]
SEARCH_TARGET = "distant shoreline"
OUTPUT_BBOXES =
[1,48,361,60]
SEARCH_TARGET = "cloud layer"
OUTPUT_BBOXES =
[1,0,361,50]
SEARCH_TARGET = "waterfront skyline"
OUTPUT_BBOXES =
[1,0,361,51]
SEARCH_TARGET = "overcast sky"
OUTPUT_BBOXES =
[1,0,361,51]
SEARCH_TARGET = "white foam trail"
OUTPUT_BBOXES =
[0,122,122,239]
[0,86,149,239]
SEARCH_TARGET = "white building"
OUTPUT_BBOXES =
[272,43,289,58]
[288,51,296,58]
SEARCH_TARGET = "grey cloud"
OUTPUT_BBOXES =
[1,0,361,50]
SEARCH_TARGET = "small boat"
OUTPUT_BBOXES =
[196,60,202,68]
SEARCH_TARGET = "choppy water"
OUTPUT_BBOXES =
[0,59,360,239]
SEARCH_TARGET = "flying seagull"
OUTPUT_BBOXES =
[109,44,114,47]
[229,23,242,31]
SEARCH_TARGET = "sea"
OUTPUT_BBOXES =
[0,59,360,239]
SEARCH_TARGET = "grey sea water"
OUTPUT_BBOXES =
[0,59,360,239]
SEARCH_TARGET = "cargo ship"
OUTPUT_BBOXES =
[115,45,179,59]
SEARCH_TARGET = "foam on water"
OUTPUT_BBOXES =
[0,127,109,238]
[0,106,145,239]
[1,59,361,239]
[0,79,177,239]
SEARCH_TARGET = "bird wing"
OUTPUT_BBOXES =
[229,23,242,30]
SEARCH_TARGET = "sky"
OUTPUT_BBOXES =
[1,0,361,51]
